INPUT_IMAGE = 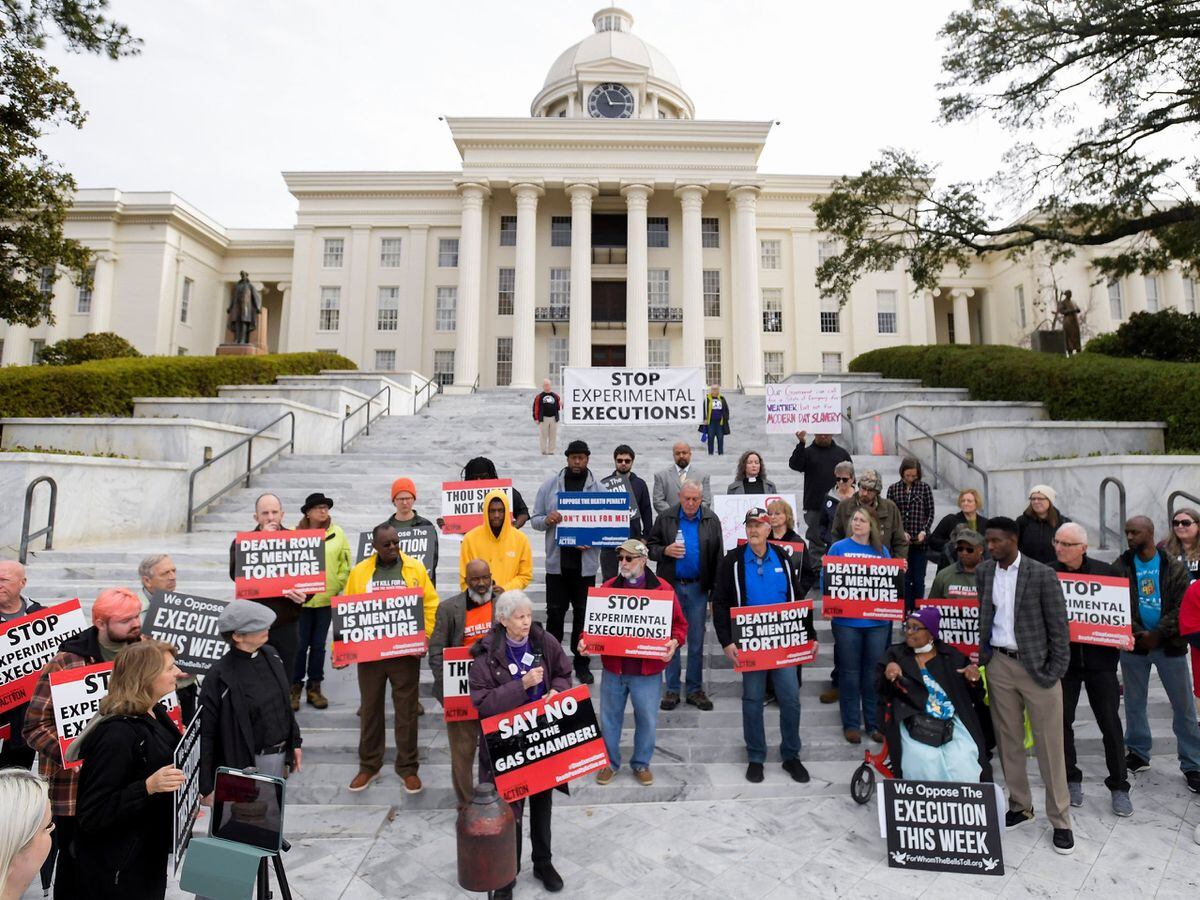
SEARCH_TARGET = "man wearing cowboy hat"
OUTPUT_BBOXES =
[292,491,352,710]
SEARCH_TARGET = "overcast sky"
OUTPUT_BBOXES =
[40,0,1014,228]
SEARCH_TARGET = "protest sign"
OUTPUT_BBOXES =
[232,529,326,599]
[562,367,704,426]
[331,589,427,665]
[356,524,437,571]
[145,591,230,676]
[556,492,630,548]
[0,599,87,714]
[173,716,202,874]
[731,600,818,671]
[917,592,980,661]
[713,493,798,551]
[1057,574,1134,649]
[581,587,674,658]
[442,646,477,722]
[482,685,609,802]
[822,555,907,621]
[880,780,1005,875]
[765,382,843,435]
[440,479,513,535]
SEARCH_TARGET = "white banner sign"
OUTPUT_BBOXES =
[562,367,704,426]
[712,493,797,551]
[764,383,843,434]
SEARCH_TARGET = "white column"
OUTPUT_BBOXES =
[1,324,31,366]
[567,181,598,368]
[676,184,708,370]
[404,225,429,373]
[285,226,314,352]
[909,288,932,345]
[453,182,489,389]
[790,227,815,371]
[951,288,974,344]
[349,226,371,367]
[621,183,652,368]
[1163,267,1186,311]
[88,252,117,333]
[511,182,543,388]
[729,185,764,388]
[275,283,291,353]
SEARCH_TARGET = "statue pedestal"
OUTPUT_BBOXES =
[216,343,266,357]
[218,307,269,356]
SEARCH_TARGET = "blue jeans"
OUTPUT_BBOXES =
[832,622,891,732]
[706,426,724,455]
[665,581,707,696]
[600,669,662,770]
[903,548,927,612]
[293,606,332,685]
[741,667,802,763]
[1120,649,1200,772]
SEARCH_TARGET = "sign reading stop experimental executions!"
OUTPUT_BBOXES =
[561,367,704,426]
[580,587,674,659]
[1057,573,1134,649]
[0,599,87,715]
[232,529,326,599]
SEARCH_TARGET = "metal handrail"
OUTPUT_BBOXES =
[1168,490,1200,523]
[415,375,437,409]
[340,385,392,452]
[19,476,57,564]
[736,374,745,394]
[471,373,481,394]
[186,412,296,532]
[893,413,990,511]
[1098,476,1126,550]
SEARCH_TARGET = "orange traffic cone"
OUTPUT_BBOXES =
[871,417,884,455]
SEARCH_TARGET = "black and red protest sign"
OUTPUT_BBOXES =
[580,587,674,658]
[441,479,513,535]
[731,600,818,671]
[331,589,427,665]
[1057,574,1134,649]
[917,591,980,662]
[822,555,907,621]
[882,779,1005,875]
[442,646,477,722]
[145,591,230,676]
[233,530,326,599]
[482,685,609,802]
[0,599,87,714]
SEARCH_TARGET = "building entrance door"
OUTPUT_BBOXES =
[591,345,627,366]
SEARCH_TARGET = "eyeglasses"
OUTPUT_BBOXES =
[1173,519,1196,527]
[902,623,928,633]
[835,477,853,483]
[616,554,642,562]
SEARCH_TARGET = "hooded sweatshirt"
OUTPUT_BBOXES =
[459,488,533,591]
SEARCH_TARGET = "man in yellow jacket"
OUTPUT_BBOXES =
[344,522,439,796]
[459,489,533,592]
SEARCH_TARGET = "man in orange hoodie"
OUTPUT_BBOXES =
[459,489,533,592]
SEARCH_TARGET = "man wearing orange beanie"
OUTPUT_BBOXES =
[386,477,439,583]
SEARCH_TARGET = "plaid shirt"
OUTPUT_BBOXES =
[886,480,935,546]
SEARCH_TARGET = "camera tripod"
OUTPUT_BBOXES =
[255,839,292,900]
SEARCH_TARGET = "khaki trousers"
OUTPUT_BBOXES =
[357,655,420,775]
[447,720,481,807]
[987,650,1072,829]
[539,418,557,454]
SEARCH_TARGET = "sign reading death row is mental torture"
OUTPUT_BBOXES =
[1057,573,1134,649]
[580,587,674,659]
[731,600,818,671]
[880,779,1005,876]
[0,599,87,715]
[822,555,907,621]
[916,592,980,662]
[555,492,630,548]
[440,479,513,535]
[355,524,438,571]
[482,685,609,802]
[562,367,704,426]
[232,529,326,599]
[145,591,230,677]
[331,589,427,665]
[764,382,843,435]
[442,646,477,722]
[173,716,202,874]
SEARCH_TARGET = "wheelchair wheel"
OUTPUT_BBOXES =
[850,762,875,805]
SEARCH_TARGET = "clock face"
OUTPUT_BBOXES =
[588,83,635,119]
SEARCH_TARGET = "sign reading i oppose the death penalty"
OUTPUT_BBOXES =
[764,382,843,435]
[331,589,427,666]
[917,591,980,662]
[482,685,609,802]
[355,525,438,570]
[1057,573,1135,649]
[555,492,630,548]
[0,599,87,714]
[822,555,907,621]
[232,529,326,599]
[730,600,819,671]
[561,367,704,426]
[173,716,202,874]
[442,646,477,722]
[880,779,1005,876]
[145,591,230,676]
[440,479,513,535]
[580,587,674,659]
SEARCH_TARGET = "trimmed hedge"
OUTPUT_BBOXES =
[0,352,355,418]
[849,345,1200,452]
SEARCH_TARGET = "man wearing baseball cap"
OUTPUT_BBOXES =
[386,476,440,583]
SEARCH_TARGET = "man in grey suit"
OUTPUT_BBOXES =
[976,516,1075,854]
[652,441,711,515]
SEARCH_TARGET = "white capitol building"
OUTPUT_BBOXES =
[2,7,1196,386]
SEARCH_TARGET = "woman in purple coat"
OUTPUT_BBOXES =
[469,590,573,898]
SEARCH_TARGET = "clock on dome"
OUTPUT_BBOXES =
[587,83,635,119]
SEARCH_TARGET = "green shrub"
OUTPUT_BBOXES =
[849,344,1200,452]
[1081,309,1200,363]
[38,332,142,366]
[0,352,355,418]
[1082,331,1121,356]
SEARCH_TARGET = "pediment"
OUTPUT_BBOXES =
[574,59,650,83]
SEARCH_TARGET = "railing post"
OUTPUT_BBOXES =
[19,476,58,564]
[932,443,939,489]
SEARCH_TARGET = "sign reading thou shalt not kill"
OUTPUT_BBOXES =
[232,529,327,599]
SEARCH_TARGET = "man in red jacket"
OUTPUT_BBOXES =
[579,539,687,786]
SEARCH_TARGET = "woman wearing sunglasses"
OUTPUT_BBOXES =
[1165,508,1200,721]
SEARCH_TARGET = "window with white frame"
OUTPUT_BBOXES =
[548,337,569,382]
[180,277,193,324]
[762,288,783,332]
[647,217,669,248]
[322,238,344,268]
[819,295,840,333]
[436,286,457,331]
[438,238,459,267]
[496,337,513,386]
[549,268,571,307]
[817,240,839,264]
[375,349,396,371]
[380,238,402,267]
[648,338,670,368]
[550,216,571,247]
[497,267,515,315]
[1145,275,1160,312]
[319,287,341,331]
[760,239,781,269]
[876,289,898,334]
[1184,275,1197,313]
[703,269,721,316]
[377,286,400,330]
[648,269,670,311]
[76,266,94,314]
[763,351,784,382]
[177,347,188,356]
[822,352,843,373]
[1014,284,1026,329]
[1107,278,1124,319]
[38,266,54,298]
[433,350,455,388]
[30,340,45,364]
[701,217,720,248]
[704,338,722,385]
[499,216,517,247]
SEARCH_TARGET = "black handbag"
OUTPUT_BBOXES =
[905,713,955,747]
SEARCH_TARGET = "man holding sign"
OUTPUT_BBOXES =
[0,561,46,770]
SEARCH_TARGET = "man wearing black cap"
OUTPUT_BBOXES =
[532,440,602,683]
[293,491,352,710]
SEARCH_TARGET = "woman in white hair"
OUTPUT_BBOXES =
[0,768,53,900]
